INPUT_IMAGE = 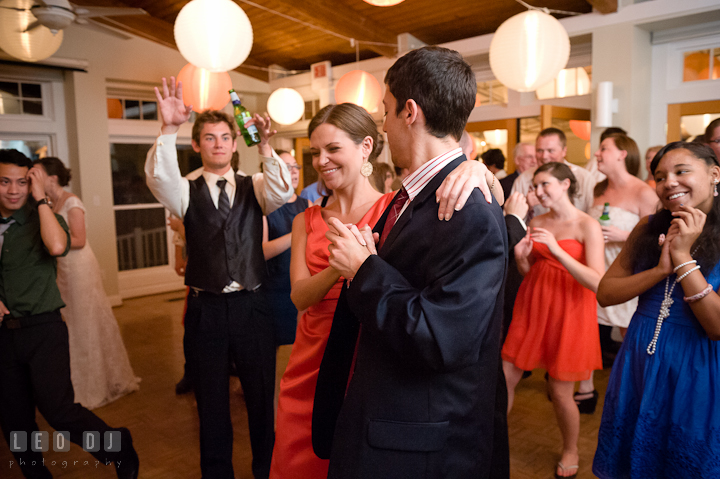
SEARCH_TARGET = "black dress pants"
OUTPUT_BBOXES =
[0,313,127,478]
[184,288,276,479]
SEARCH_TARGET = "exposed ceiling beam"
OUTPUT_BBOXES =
[586,0,617,14]
[264,0,398,59]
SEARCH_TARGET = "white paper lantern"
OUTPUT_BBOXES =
[334,70,382,113]
[489,10,570,92]
[267,88,305,126]
[0,7,63,62]
[174,0,253,72]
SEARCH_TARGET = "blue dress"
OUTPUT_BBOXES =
[593,260,720,478]
[265,197,308,346]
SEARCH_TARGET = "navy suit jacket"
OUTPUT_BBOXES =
[313,156,508,479]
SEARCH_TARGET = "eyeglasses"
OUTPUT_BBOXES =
[285,164,301,171]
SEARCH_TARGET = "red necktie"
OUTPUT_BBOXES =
[378,187,409,249]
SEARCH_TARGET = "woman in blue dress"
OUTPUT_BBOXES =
[593,141,720,478]
[263,151,312,345]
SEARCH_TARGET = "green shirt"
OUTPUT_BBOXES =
[0,202,71,317]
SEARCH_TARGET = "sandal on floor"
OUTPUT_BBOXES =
[574,389,598,414]
[554,462,579,479]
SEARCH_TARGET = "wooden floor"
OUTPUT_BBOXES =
[0,290,610,478]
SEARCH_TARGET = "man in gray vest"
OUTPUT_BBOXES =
[145,78,292,479]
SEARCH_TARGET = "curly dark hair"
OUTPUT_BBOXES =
[630,141,720,272]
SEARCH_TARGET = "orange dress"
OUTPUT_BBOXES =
[501,239,602,382]
[270,193,394,479]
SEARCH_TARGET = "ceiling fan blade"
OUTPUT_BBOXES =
[22,20,43,33]
[73,6,147,19]
[77,18,132,40]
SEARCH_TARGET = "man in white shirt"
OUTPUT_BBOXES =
[510,128,595,214]
[145,77,292,479]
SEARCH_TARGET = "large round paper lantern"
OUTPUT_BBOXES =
[569,120,591,141]
[334,70,382,113]
[267,88,305,126]
[0,7,63,62]
[363,0,405,6]
[177,63,232,113]
[174,0,253,72]
[489,10,570,92]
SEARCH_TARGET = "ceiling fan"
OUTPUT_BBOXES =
[0,0,147,39]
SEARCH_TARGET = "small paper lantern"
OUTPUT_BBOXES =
[569,120,592,141]
[363,0,405,6]
[174,0,253,72]
[0,8,63,62]
[267,88,305,125]
[335,70,382,113]
[176,63,232,113]
[489,10,570,92]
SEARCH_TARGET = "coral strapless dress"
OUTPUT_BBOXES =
[501,239,602,381]
[269,193,393,479]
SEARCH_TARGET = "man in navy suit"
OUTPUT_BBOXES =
[314,46,509,479]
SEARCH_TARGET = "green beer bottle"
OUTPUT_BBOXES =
[229,89,261,147]
[598,202,611,226]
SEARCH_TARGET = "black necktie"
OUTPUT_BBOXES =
[216,178,230,219]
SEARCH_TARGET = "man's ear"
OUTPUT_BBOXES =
[404,99,420,126]
[191,139,201,153]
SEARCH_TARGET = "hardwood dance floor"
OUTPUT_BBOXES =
[0,290,610,478]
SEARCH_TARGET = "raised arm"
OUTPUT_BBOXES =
[28,166,68,256]
[250,114,292,215]
[289,212,342,311]
[145,77,193,218]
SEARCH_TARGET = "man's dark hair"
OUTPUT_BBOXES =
[538,127,567,148]
[0,149,33,169]
[385,46,476,142]
[600,127,627,142]
[191,110,237,144]
[704,118,720,143]
[480,149,505,170]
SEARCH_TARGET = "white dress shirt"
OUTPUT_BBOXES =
[145,133,292,219]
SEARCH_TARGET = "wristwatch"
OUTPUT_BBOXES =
[36,198,49,208]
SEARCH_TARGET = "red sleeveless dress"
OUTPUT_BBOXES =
[501,240,602,382]
[270,193,393,479]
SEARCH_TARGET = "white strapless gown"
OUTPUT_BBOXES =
[56,196,140,409]
[588,204,640,328]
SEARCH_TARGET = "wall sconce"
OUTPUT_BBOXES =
[596,81,618,128]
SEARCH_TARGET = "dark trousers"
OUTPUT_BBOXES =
[184,288,276,479]
[0,314,125,479]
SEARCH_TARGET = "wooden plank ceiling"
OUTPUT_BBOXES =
[69,0,607,81]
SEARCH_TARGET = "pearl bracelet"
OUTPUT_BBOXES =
[673,259,697,273]
[684,284,714,303]
[676,265,701,283]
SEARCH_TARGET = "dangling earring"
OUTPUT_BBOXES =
[714,179,718,197]
[361,160,374,177]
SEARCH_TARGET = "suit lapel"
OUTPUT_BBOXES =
[378,155,467,256]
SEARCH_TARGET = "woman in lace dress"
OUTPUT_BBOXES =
[37,157,139,409]
[593,142,720,478]
[575,134,658,413]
